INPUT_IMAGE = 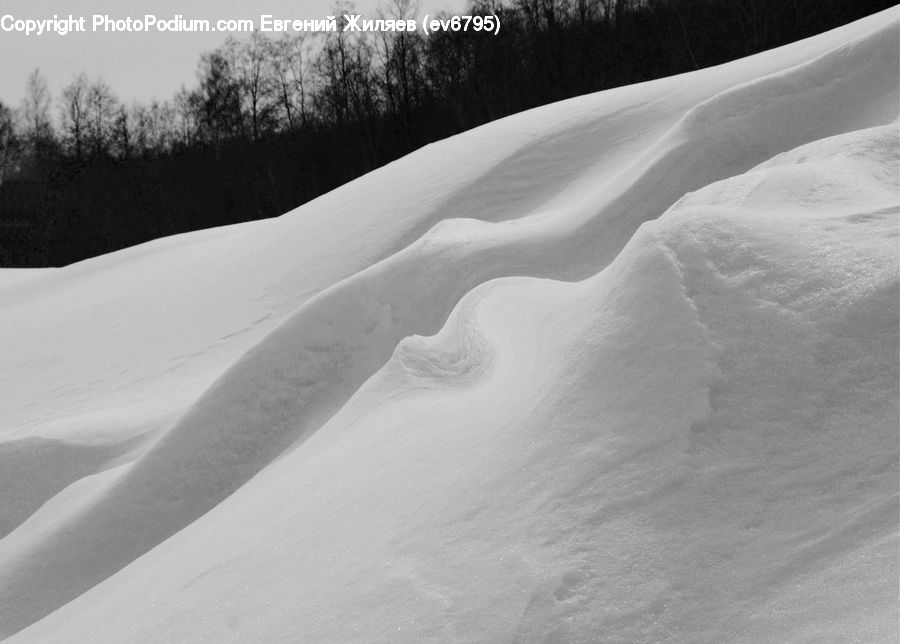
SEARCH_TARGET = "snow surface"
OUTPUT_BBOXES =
[1,8,898,643]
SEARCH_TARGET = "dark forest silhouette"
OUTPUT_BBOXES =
[0,0,894,266]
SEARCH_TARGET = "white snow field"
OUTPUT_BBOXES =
[1,9,899,643]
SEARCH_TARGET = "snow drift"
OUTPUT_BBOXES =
[1,8,898,643]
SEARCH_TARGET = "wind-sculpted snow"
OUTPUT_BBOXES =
[1,9,899,643]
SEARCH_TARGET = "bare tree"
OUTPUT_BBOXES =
[172,87,200,148]
[314,10,379,127]
[270,34,315,130]
[231,32,278,140]
[195,51,243,145]
[376,0,424,134]
[21,69,53,150]
[86,78,119,157]
[59,73,90,161]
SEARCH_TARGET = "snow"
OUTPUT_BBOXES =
[1,8,898,643]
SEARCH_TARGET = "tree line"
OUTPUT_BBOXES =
[0,0,892,266]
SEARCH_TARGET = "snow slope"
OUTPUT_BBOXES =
[1,8,898,643]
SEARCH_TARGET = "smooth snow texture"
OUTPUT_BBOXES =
[1,9,899,643]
